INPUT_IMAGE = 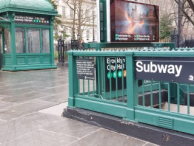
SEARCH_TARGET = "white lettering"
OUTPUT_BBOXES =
[175,65,182,77]
[168,65,175,74]
[136,61,143,72]
[144,64,150,73]
[151,62,157,73]
[107,65,110,71]
[136,61,183,77]
[157,64,167,74]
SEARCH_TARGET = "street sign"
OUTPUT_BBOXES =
[105,57,127,92]
[135,57,194,84]
[105,57,142,92]
[76,59,95,80]
[15,15,50,25]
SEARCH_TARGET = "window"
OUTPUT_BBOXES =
[70,8,73,18]
[85,10,89,22]
[4,29,11,53]
[27,29,40,53]
[42,29,50,53]
[87,30,90,40]
[14,27,50,54]
[15,28,25,53]
[62,6,66,18]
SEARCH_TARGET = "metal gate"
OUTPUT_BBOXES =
[58,39,65,66]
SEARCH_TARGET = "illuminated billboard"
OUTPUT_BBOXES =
[110,0,159,42]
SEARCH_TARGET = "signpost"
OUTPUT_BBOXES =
[135,57,194,84]
[76,59,95,80]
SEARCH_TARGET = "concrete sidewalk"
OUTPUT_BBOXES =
[0,67,157,146]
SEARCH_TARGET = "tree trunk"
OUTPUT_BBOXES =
[72,0,76,40]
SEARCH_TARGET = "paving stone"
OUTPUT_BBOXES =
[0,88,40,97]
[145,142,159,146]
[42,117,100,138]
[0,95,12,100]
[2,91,51,103]
[0,100,57,120]
[0,119,6,125]
[39,103,68,116]
[1,129,78,146]
[39,85,68,95]
[39,91,68,103]
[0,101,15,110]
[0,67,158,146]
[3,91,52,103]
[0,109,24,121]
[0,113,64,143]
[36,77,68,88]
[1,82,35,90]
[68,129,147,146]
[10,99,57,114]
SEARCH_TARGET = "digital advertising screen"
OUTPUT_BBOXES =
[110,0,159,42]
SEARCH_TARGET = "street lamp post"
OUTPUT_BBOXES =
[77,34,80,40]
[91,0,96,42]
[93,10,95,42]
[178,0,181,48]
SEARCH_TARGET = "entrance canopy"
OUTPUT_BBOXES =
[0,0,57,71]
[0,0,57,16]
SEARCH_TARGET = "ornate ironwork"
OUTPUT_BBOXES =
[0,22,10,29]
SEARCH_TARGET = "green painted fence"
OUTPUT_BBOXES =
[68,44,194,135]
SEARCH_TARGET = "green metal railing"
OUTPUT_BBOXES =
[68,45,194,135]
[84,42,175,51]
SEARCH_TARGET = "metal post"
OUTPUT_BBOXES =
[9,12,17,69]
[91,0,96,42]
[178,0,181,48]
[93,10,95,42]
[126,53,137,121]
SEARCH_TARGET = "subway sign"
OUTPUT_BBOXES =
[15,15,50,25]
[105,57,126,92]
[105,57,142,92]
[135,57,194,84]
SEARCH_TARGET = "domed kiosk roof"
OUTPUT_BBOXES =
[0,0,57,15]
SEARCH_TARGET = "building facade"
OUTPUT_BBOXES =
[135,0,194,38]
[56,0,97,44]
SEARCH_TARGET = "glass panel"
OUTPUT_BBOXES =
[4,29,11,54]
[42,29,50,53]
[27,29,40,53]
[0,17,9,21]
[15,28,25,53]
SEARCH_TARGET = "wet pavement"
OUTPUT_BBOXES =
[0,67,158,146]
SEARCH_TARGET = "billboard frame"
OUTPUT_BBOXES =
[110,0,159,43]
